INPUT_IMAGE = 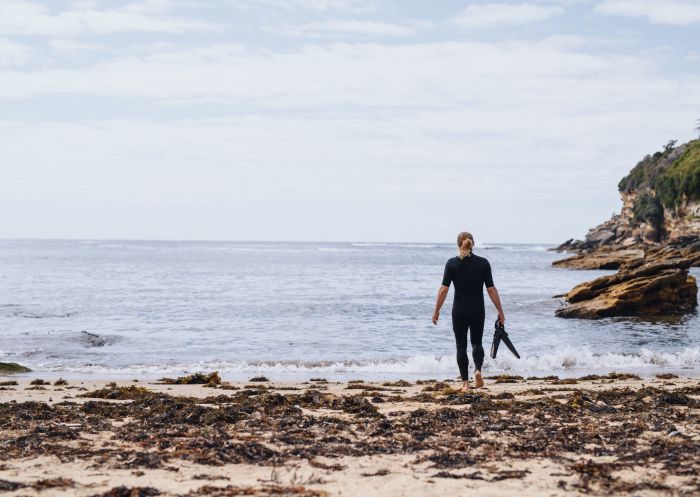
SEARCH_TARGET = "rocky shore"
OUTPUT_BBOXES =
[1,374,700,497]
[554,139,700,319]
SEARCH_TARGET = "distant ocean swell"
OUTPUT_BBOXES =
[19,347,700,379]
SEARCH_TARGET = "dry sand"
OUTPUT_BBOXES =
[0,373,699,496]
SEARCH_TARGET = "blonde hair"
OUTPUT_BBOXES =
[457,232,474,259]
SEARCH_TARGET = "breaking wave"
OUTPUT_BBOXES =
[29,347,700,379]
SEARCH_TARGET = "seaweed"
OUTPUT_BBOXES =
[182,485,327,497]
[81,385,156,400]
[249,376,270,382]
[90,487,160,497]
[158,372,222,386]
[1,378,699,495]
[30,378,49,385]
[489,375,524,383]
[381,380,412,387]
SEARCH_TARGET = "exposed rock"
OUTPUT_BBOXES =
[552,248,644,270]
[556,260,698,319]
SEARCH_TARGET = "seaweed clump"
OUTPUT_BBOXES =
[158,372,221,386]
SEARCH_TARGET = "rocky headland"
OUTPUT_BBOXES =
[554,138,699,319]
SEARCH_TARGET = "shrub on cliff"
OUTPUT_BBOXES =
[632,192,664,237]
[619,139,700,209]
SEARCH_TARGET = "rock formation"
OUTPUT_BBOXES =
[556,260,698,319]
[554,138,699,318]
[553,138,700,268]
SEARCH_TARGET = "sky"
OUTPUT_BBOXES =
[1,0,699,243]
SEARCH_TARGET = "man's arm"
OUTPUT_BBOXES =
[487,286,505,324]
[432,285,449,325]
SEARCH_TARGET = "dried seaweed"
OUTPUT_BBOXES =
[488,375,524,383]
[158,372,222,386]
[1,378,698,496]
[381,380,412,387]
[183,485,327,497]
[90,487,161,497]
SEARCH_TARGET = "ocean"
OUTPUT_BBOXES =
[1,239,698,380]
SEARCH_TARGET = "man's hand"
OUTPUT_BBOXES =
[432,310,440,325]
[498,311,505,324]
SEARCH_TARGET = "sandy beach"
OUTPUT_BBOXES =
[0,373,699,496]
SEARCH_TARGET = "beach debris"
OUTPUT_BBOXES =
[193,474,230,481]
[158,372,221,386]
[361,469,390,477]
[1,375,699,495]
[0,362,31,374]
[0,477,74,492]
[183,485,327,496]
[432,471,484,480]
[309,460,346,471]
[489,374,524,383]
[90,487,160,497]
[382,380,412,387]
[656,373,679,379]
[0,479,24,491]
[81,385,155,400]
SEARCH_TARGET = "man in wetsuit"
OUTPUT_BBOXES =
[432,231,505,391]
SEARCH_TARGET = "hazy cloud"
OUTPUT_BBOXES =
[595,0,700,25]
[0,0,698,242]
[453,3,565,28]
[263,19,430,38]
[0,0,215,37]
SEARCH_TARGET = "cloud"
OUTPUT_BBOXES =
[0,38,671,106]
[0,0,215,37]
[594,0,700,25]
[263,19,431,38]
[0,38,30,66]
[453,3,565,28]
[1,37,698,239]
[228,0,375,12]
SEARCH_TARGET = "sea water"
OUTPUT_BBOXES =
[1,239,698,380]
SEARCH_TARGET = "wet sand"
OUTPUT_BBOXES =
[1,373,699,496]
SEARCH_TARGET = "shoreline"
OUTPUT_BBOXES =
[4,361,700,382]
[1,374,699,496]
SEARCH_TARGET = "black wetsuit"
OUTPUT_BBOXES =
[441,254,494,381]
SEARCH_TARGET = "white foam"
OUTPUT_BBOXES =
[28,347,700,378]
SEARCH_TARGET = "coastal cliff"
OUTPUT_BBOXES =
[554,138,699,319]
[554,139,700,269]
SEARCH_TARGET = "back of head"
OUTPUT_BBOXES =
[457,231,474,260]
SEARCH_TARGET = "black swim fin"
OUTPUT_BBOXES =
[490,320,520,359]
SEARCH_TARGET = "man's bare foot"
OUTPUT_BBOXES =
[460,380,471,392]
[474,370,484,389]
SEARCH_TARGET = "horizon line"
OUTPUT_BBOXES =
[0,237,560,246]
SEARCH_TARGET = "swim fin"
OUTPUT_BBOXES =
[490,319,520,359]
